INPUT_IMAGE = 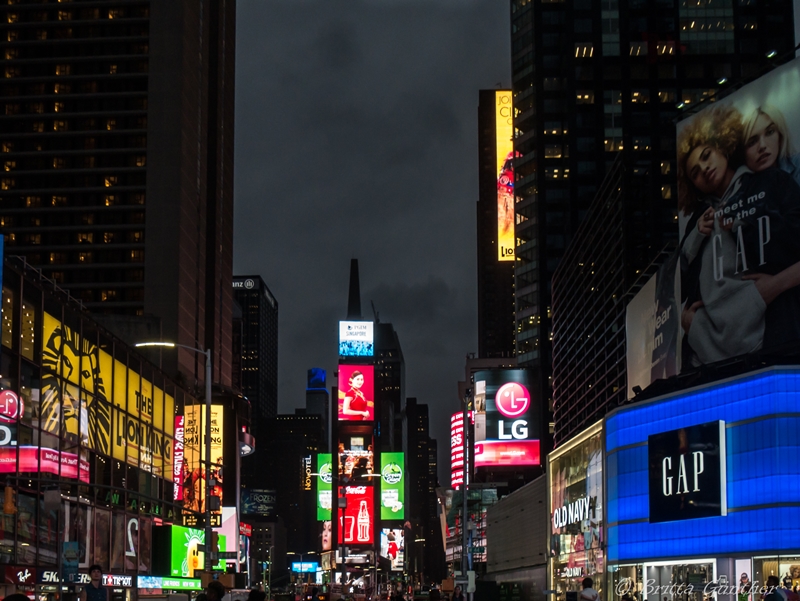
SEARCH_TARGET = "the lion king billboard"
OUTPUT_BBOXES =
[41,312,174,476]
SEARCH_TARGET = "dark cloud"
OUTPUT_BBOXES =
[233,0,509,482]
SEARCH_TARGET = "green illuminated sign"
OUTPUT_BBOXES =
[317,453,332,521]
[380,452,405,520]
[169,525,226,577]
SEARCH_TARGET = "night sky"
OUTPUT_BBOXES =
[232,0,510,482]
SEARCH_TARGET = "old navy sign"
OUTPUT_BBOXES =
[648,420,727,523]
[552,496,597,529]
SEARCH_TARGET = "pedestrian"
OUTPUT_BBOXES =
[80,564,108,601]
[248,589,267,601]
[580,579,599,601]
[452,586,465,601]
[207,580,227,601]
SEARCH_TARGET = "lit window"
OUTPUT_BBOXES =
[104,176,117,188]
[54,102,64,113]
[630,41,648,56]
[576,91,594,104]
[661,161,672,175]
[575,43,594,58]
[4,161,15,172]
[661,185,673,199]
[631,90,649,103]
[106,119,116,130]
[55,64,71,76]
[1,178,14,190]
[657,42,675,55]
[53,121,68,132]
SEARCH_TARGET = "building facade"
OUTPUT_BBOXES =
[232,276,278,422]
[509,0,797,443]
[0,0,236,387]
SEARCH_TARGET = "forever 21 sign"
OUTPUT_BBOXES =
[648,420,727,523]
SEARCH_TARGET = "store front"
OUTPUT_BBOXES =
[605,367,800,601]
[549,422,603,601]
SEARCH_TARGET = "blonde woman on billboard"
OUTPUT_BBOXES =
[678,104,800,366]
[678,104,765,366]
[743,104,800,185]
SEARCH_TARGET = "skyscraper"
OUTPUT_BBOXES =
[232,275,279,421]
[477,90,516,360]
[510,0,796,441]
[0,1,235,386]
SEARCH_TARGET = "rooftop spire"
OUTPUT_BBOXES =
[347,258,362,319]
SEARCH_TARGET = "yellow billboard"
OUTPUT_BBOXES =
[182,404,224,516]
[41,312,174,477]
[496,90,516,262]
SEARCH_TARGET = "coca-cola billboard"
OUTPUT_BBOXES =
[338,485,373,545]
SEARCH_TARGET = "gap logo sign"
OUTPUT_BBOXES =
[648,420,727,523]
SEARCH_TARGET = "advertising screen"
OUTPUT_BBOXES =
[625,255,682,399]
[316,453,332,520]
[339,436,373,483]
[495,90,517,262]
[450,412,465,489]
[242,489,276,517]
[338,485,374,545]
[173,416,185,500]
[624,57,800,393]
[380,528,405,571]
[40,312,175,477]
[337,365,374,421]
[169,526,225,577]
[292,562,319,573]
[339,321,374,357]
[380,452,404,519]
[182,404,223,521]
[474,370,540,467]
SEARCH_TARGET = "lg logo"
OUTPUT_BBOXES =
[496,382,530,440]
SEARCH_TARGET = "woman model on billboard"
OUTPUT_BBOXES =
[743,104,800,186]
[341,370,370,419]
[678,104,800,366]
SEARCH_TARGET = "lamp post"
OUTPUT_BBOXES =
[268,545,274,599]
[136,341,213,570]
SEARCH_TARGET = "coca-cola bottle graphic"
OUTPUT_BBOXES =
[357,500,370,542]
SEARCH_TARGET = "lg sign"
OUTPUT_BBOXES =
[496,382,530,439]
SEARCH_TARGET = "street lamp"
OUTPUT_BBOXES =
[136,341,214,570]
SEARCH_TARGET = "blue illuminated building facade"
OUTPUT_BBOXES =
[604,367,800,598]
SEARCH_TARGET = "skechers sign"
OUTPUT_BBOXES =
[648,421,727,523]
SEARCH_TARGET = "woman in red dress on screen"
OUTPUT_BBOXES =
[342,371,370,420]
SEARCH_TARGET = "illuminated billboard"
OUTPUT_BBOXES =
[338,485,374,545]
[339,321,374,357]
[337,365,374,421]
[39,312,174,478]
[380,452,404,519]
[450,412,465,489]
[339,435,373,483]
[380,528,404,571]
[496,90,516,262]
[474,369,540,467]
[182,404,224,519]
[317,453,332,520]
[169,525,225,577]
[625,57,800,398]
[243,489,276,517]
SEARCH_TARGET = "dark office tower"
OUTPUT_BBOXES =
[403,398,445,582]
[0,1,236,386]
[477,90,516,359]
[509,0,796,434]
[233,275,279,421]
[374,321,405,450]
[305,368,329,446]
[551,160,674,445]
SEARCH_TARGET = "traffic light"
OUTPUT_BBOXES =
[210,532,220,553]
[3,486,16,515]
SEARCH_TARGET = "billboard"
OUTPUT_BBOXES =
[496,90,517,262]
[169,525,225,577]
[339,321,374,357]
[40,312,174,477]
[337,365,374,421]
[473,370,540,467]
[242,489,276,517]
[450,412,465,489]
[380,452,404,519]
[316,453,332,520]
[182,405,223,519]
[626,254,682,399]
[624,57,800,398]
[380,528,405,571]
[338,485,374,545]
